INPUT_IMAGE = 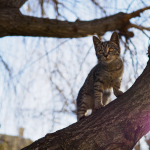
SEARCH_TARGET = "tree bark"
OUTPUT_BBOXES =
[21,50,150,150]
[0,4,150,38]
[0,0,27,8]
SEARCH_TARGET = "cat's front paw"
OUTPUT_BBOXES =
[114,90,123,97]
[78,116,85,121]
[94,108,100,112]
[94,104,104,111]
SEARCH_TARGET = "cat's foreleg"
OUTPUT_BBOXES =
[94,81,104,110]
[113,79,123,97]
[77,90,94,121]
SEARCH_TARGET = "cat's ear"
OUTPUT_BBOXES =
[93,36,101,48]
[110,31,120,47]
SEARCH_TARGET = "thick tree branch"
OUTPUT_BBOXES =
[22,49,150,150]
[0,7,150,38]
[0,0,27,8]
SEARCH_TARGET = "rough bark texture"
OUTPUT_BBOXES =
[0,0,150,38]
[22,51,150,150]
[0,0,27,8]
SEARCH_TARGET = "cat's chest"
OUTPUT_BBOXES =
[100,71,122,87]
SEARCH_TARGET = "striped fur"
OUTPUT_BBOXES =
[76,31,124,121]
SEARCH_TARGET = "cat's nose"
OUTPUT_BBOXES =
[104,53,108,57]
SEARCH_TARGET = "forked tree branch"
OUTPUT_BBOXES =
[22,48,150,150]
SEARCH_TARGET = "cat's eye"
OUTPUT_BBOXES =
[109,48,113,52]
[99,51,103,54]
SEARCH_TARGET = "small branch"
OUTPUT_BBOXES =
[127,6,150,19]
[91,0,106,15]
[127,23,150,31]
[126,0,135,12]
[0,56,11,77]
[127,23,150,39]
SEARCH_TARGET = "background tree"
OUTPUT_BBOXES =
[0,0,150,149]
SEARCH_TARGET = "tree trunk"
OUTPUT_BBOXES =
[21,50,150,150]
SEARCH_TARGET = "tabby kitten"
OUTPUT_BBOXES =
[76,31,124,121]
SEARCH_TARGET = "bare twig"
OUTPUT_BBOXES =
[0,55,11,77]
[91,0,107,15]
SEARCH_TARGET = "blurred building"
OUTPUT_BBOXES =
[0,128,32,150]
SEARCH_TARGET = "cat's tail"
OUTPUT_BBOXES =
[103,90,111,106]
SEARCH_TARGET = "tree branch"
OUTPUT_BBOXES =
[128,23,150,31]
[22,49,150,150]
[127,6,150,19]
[0,0,27,8]
[127,23,150,38]
[0,7,150,38]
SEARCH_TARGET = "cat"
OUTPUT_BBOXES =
[76,31,124,121]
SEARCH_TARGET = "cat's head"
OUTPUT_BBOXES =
[93,31,120,63]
